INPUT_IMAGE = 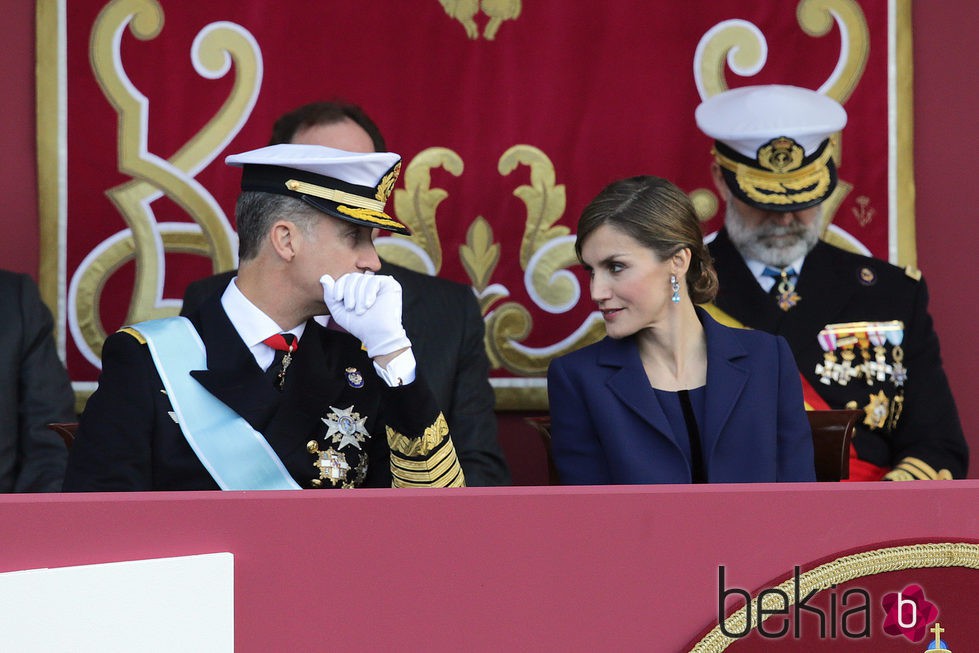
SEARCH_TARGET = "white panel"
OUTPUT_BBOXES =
[0,553,233,652]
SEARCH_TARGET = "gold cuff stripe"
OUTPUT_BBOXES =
[118,326,147,344]
[884,456,952,481]
[393,465,464,488]
[284,179,386,212]
[392,440,458,475]
[883,468,915,482]
[393,457,463,485]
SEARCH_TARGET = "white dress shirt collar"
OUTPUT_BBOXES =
[742,254,807,293]
[220,277,307,370]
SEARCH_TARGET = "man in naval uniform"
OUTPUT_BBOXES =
[63,145,465,491]
[182,100,509,486]
[697,84,968,481]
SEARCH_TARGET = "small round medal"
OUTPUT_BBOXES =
[858,266,877,286]
[345,366,364,388]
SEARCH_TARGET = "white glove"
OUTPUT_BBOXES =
[320,272,412,358]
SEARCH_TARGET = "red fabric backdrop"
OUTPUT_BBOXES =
[42,0,899,405]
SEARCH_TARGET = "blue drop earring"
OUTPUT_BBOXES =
[671,274,681,304]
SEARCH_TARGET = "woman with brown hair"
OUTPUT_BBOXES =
[547,175,815,484]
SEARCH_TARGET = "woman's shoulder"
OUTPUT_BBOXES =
[701,310,785,354]
[549,336,619,371]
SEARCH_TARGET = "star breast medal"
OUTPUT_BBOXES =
[307,406,371,487]
[323,405,370,451]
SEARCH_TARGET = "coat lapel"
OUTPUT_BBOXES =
[698,308,749,464]
[187,296,282,430]
[598,337,681,450]
[783,241,855,341]
[261,322,354,461]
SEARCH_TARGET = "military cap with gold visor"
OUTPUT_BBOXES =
[225,143,409,234]
[696,84,847,212]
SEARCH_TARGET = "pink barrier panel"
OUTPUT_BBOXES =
[2,482,977,651]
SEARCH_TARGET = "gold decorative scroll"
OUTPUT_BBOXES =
[459,216,504,314]
[438,0,522,40]
[74,0,259,359]
[379,147,463,274]
[695,0,868,102]
[485,146,604,378]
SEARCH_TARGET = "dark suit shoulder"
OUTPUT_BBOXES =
[553,336,626,370]
[382,261,474,297]
[181,270,236,316]
[0,268,30,289]
[808,241,920,289]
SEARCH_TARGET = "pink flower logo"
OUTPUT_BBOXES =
[880,584,939,642]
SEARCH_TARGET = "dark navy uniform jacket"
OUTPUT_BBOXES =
[63,293,455,491]
[182,262,509,486]
[709,228,968,478]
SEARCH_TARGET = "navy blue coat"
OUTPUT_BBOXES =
[546,308,816,484]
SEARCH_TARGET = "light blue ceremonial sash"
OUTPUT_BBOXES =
[135,317,301,491]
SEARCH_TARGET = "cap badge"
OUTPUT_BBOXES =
[757,136,804,173]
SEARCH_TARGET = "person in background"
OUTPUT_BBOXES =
[64,145,464,490]
[698,84,967,481]
[547,176,815,484]
[0,269,75,491]
[182,101,510,486]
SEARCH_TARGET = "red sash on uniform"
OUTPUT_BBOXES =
[799,373,889,481]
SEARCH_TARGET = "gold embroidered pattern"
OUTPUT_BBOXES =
[758,137,804,173]
[374,162,401,202]
[336,205,406,231]
[713,140,836,207]
[386,412,450,458]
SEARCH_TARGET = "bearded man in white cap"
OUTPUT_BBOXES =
[699,84,967,481]
[64,144,464,491]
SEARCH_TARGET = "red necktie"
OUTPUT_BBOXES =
[262,334,297,389]
[262,333,297,352]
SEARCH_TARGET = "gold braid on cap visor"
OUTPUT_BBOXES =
[284,178,406,231]
[713,140,835,207]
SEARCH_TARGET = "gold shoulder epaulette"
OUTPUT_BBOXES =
[117,326,147,345]
[904,265,922,281]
